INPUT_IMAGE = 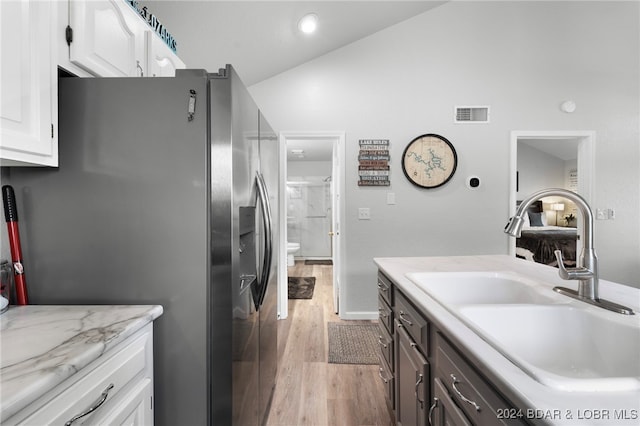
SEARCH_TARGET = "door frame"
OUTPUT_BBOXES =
[509,130,595,258]
[277,131,346,319]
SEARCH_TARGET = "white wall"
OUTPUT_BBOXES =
[251,1,639,316]
[287,160,331,178]
[517,144,565,197]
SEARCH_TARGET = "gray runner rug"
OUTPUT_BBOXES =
[328,323,379,365]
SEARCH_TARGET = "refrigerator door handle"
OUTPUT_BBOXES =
[255,172,273,307]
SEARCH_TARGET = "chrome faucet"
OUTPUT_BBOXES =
[505,188,634,315]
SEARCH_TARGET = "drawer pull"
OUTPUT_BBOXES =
[65,383,115,425]
[378,367,389,384]
[428,397,439,426]
[398,310,413,326]
[377,281,389,291]
[378,309,388,319]
[415,373,425,409]
[378,336,388,349]
[450,374,481,412]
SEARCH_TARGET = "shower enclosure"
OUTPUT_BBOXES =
[286,177,332,259]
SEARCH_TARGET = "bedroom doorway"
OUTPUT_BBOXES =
[509,130,595,263]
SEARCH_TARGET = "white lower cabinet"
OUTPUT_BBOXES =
[93,379,153,426]
[6,324,154,426]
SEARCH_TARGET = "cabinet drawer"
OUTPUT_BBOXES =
[377,272,393,306]
[432,377,471,426]
[377,322,393,369]
[378,354,394,409]
[378,296,393,335]
[395,290,428,353]
[435,334,525,426]
[20,329,151,425]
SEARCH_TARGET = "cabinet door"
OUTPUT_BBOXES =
[0,0,57,166]
[431,378,471,426]
[69,0,146,77]
[146,32,185,77]
[396,322,429,426]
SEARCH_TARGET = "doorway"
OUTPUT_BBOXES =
[278,132,345,320]
[509,130,595,260]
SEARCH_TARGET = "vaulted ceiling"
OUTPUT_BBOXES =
[143,1,446,86]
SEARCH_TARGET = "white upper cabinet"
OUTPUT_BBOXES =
[68,0,147,77]
[66,0,185,78]
[0,0,58,167]
[146,32,186,77]
[1,0,185,167]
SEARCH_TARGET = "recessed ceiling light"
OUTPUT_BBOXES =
[298,13,318,34]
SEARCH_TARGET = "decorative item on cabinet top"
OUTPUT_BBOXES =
[125,0,178,53]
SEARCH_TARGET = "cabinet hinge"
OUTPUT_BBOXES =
[65,25,73,46]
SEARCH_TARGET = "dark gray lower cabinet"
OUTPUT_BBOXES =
[378,271,529,426]
[431,378,472,426]
[396,321,429,426]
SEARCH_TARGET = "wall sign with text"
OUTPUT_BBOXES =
[358,139,390,186]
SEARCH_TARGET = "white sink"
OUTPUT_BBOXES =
[459,305,640,392]
[406,271,560,305]
[405,270,640,392]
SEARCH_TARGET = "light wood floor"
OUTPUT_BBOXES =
[266,261,394,426]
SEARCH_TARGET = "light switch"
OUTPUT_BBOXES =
[387,192,396,205]
[358,208,371,220]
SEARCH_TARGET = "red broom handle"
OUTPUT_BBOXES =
[2,185,28,305]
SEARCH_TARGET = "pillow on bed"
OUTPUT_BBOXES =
[527,212,546,227]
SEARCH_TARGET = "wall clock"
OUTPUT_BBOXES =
[401,134,458,188]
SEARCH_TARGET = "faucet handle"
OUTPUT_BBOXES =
[554,250,571,279]
[554,250,594,280]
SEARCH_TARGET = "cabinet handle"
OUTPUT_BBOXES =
[64,383,115,425]
[378,336,388,349]
[450,374,481,412]
[378,367,389,384]
[428,397,439,426]
[415,373,424,409]
[378,308,388,318]
[377,281,388,291]
[398,310,413,326]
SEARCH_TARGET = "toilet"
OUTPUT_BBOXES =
[286,242,300,266]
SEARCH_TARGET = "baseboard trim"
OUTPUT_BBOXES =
[340,311,378,321]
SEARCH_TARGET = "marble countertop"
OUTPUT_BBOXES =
[374,255,640,426]
[0,304,163,420]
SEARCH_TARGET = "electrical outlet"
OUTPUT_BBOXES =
[358,208,371,220]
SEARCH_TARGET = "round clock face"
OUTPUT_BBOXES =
[402,134,458,188]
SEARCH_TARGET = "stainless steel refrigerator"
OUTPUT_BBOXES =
[6,65,279,426]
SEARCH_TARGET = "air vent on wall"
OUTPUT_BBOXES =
[454,106,490,123]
